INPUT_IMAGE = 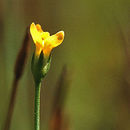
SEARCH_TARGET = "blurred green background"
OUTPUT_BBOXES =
[0,0,130,129]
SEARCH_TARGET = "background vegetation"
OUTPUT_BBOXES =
[0,0,130,129]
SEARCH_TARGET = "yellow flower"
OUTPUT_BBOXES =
[30,22,64,58]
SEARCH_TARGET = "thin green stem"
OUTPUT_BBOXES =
[34,82,41,130]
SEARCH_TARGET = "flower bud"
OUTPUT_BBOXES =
[31,51,51,83]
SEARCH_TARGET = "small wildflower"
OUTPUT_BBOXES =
[30,22,64,58]
[30,22,65,130]
[30,22,65,83]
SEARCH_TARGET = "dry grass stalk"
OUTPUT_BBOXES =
[50,65,72,130]
[3,27,30,130]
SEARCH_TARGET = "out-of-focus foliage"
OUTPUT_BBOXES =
[0,0,130,130]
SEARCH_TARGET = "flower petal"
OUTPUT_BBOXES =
[36,24,43,32]
[44,31,64,48]
[41,32,50,40]
[30,22,43,46]
[36,24,50,40]
[43,31,64,57]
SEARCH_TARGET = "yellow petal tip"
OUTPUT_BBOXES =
[56,31,65,41]
[30,22,35,27]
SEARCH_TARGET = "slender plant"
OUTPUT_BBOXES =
[30,22,64,130]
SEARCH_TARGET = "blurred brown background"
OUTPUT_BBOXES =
[0,0,130,130]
